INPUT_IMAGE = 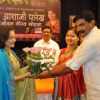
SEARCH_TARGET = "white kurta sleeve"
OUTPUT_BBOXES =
[66,39,97,70]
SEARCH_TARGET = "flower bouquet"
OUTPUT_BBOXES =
[22,47,57,78]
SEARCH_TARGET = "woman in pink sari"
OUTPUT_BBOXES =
[39,28,86,100]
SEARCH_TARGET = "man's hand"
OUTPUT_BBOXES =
[38,70,49,78]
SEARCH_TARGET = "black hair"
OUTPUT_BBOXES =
[42,26,52,33]
[74,10,95,23]
[68,27,79,37]
[0,26,15,48]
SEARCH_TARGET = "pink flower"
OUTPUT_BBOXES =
[53,49,56,55]
[42,47,48,50]
[22,47,31,53]
[44,51,50,58]
[31,47,41,54]
[47,48,52,52]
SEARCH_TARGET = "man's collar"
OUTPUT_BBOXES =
[42,39,51,44]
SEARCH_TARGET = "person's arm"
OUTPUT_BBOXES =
[66,39,97,70]
[50,63,72,76]
[15,75,25,81]
[38,63,72,78]
[15,72,31,82]
[39,38,97,78]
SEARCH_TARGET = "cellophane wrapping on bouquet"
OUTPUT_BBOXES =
[22,47,57,78]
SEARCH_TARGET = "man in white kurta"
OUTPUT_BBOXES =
[34,38,60,62]
[34,26,60,100]
[66,10,100,100]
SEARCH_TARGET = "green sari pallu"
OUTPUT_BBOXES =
[10,50,36,100]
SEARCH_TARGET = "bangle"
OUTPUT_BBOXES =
[47,70,51,78]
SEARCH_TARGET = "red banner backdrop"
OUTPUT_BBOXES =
[0,0,61,41]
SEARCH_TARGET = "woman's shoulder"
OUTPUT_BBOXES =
[0,49,9,62]
[55,19,60,23]
[10,49,19,59]
[0,49,6,56]
[60,48,67,54]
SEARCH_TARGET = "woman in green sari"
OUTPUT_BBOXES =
[0,26,36,100]
[13,52,36,100]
